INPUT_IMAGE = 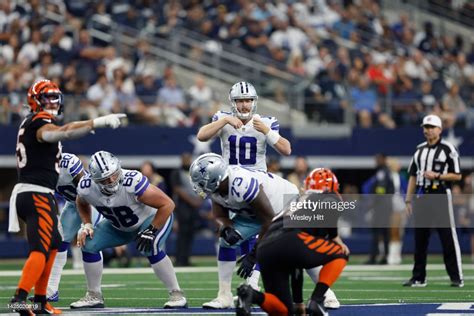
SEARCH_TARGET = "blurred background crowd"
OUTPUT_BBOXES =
[0,0,473,128]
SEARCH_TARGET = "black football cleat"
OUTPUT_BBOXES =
[236,284,253,316]
[10,296,34,316]
[307,298,328,316]
[403,278,427,287]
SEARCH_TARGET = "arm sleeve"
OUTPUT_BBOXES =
[447,147,461,174]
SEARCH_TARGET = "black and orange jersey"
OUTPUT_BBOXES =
[16,111,61,190]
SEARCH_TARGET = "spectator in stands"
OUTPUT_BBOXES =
[18,29,49,66]
[72,28,107,83]
[332,10,355,40]
[441,82,467,128]
[287,156,309,193]
[241,17,271,57]
[136,73,160,107]
[85,74,116,118]
[350,75,395,128]
[156,77,188,127]
[419,80,438,113]
[404,49,433,81]
[188,75,214,125]
[0,34,20,64]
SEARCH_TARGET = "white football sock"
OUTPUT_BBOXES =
[246,270,260,290]
[306,266,322,284]
[47,250,68,296]
[217,260,235,297]
[83,257,103,293]
[151,255,180,291]
[71,247,83,269]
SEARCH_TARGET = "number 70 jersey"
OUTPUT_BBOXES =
[213,111,280,171]
[77,169,155,232]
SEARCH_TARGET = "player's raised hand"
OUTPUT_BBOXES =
[76,223,94,248]
[253,116,269,135]
[225,116,243,129]
[93,113,127,129]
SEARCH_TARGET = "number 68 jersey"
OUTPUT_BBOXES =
[213,111,279,171]
[77,169,154,232]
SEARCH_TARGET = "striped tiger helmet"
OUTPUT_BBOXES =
[304,168,340,193]
[27,79,64,116]
[229,81,258,119]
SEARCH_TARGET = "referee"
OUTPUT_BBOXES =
[404,114,463,287]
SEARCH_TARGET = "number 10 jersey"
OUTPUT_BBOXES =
[77,169,154,232]
[212,111,280,172]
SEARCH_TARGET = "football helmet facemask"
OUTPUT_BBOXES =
[189,153,228,198]
[228,81,258,120]
[89,151,123,195]
[27,79,64,116]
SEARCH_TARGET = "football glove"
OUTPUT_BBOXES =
[237,246,257,279]
[93,113,127,129]
[220,226,243,246]
[136,225,158,253]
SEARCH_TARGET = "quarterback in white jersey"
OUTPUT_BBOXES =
[72,151,187,310]
[190,154,299,309]
[197,81,291,171]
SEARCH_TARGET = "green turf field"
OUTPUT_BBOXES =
[0,256,472,314]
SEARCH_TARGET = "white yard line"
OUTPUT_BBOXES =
[0,264,472,277]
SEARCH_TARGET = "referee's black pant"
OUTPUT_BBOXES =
[411,189,463,282]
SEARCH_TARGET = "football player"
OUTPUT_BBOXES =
[236,168,350,316]
[8,79,126,315]
[197,82,292,308]
[197,81,291,171]
[42,153,102,302]
[72,151,187,309]
[189,153,299,309]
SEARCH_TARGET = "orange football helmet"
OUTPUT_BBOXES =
[27,79,63,115]
[304,167,340,193]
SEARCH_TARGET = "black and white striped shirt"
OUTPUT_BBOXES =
[408,138,461,188]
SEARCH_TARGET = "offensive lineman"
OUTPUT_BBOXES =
[189,153,299,308]
[72,151,187,309]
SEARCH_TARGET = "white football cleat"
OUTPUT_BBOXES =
[164,290,188,308]
[70,291,104,309]
[202,294,235,309]
[324,288,340,309]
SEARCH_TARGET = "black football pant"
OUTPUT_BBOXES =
[257,229,348,314]
[412,191,463,282]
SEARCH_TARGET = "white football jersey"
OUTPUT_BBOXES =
[56,153,84,202]
[211,166,299,219]
[212,111,280,171]
[77,168,155,232]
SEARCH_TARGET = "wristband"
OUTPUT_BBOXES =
[266,130,280,145]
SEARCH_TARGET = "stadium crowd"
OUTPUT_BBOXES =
[0,0,473,128]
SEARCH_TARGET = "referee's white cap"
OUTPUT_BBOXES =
[421,114,442,128]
